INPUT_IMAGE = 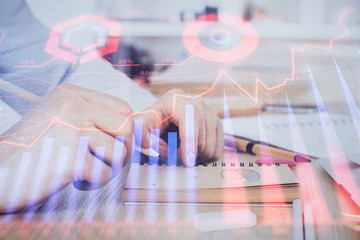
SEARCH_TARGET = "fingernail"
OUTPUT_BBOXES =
[113,137,126,170]
[150,133,160,149]
[159,144,167,158]
[123,134,135,168]
[186,153,196,167]
[143,132,150,148]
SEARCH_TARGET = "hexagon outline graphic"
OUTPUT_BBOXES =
[45,15,121,64]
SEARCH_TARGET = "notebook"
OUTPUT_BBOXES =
[225,113,360,207]
[123,162,299,204]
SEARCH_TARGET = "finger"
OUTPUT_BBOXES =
[84,93,133,117]
[179,104,199,167]
[209,118,224,162]
[92,111,134,161]
[195,101,207,155]
[134,115,157,149]
[87,130,127,175]
[158,137,168,159]
[147,131,167,160]
[73,150,113,190]
[133,104,170,149]
[58,83,133,116]
[198,106,217,161]
[60,98,130,134]
[58,98,134,164]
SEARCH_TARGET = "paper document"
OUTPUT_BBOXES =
[224,113,360,160]
[317,155,360,208]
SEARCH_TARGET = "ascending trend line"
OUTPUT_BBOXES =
[160,8,353,104]
[224,7,354,103]
[285,8,352,82]
[0,8,354,148]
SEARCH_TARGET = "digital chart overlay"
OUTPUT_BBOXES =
[0,8,356,149]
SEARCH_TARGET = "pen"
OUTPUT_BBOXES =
[0,78,42,104]
[204,97,262,118]
[262,103,317,114]
[0,78,159,157]
[225,134,311,162]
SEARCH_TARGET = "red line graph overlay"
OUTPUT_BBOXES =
[0,8,354,149]
[222,7,354,103]
[284,8,353,82]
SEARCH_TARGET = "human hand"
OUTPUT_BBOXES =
[0,84,134,212]
[135,89,224,167]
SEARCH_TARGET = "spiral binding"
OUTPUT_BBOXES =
[195,161,281,167]
[139,159,281,167]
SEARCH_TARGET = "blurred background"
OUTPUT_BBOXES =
[26,0,360,108]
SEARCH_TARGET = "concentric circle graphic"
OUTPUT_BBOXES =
[183,14,258,62]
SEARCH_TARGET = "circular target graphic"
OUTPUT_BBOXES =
[182,14,258,62]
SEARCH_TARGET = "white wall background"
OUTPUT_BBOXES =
[27,0,359,39]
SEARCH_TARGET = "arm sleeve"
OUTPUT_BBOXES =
[0,0,73,112]
[0,0,156,129]
[0,100,21,135]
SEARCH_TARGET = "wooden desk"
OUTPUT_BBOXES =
[1,153,359,240]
